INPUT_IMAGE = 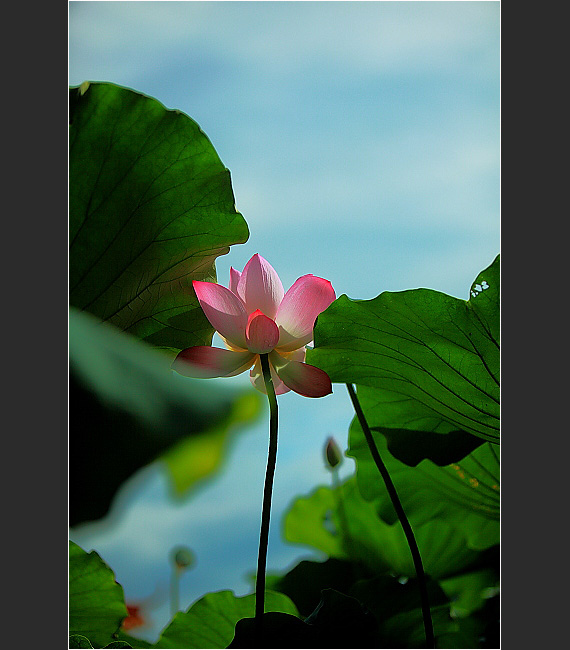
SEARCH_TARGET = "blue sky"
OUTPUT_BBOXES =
[69,1,500,641]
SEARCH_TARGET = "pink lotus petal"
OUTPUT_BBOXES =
[173,346,255,378]
[193,280,248,349]
[269,351,333,398]
[218,335,246,352]
[275,275,336,351]
[236,254,285,319]
[229,267,241,295]
[249,348,306,395]
[250,357,291,395]
[245,309,280,353]
[283,347,307,363]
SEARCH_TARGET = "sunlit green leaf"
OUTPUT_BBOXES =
[284,477,480,579]
[283,486,345,559]
[308,256,500,443]
[377,425,484,467]
[155,590,299,648]
[439,567,499,619]
[69,541,128,647]
[69,81,249,351]
[69,308,262,526]
[344,384,484,467]
[347,401,500,550]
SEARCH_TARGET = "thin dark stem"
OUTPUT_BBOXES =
[346,383,435,648]
[255,354,279,637]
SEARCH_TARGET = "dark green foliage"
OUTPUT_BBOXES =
[69,308,261,526]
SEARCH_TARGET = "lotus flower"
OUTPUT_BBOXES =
[173,254,336,397]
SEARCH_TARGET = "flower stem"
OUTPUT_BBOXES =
[330,467,349,546]
[346,383,435,649]
[255,353,279,637]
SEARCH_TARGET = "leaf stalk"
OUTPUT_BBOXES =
[346,383,435,648]
[170,566,180,618]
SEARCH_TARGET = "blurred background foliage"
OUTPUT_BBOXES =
[69,83,262,527]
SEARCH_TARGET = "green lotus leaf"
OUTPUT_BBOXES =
[347,398,500,550]
[69,541,128,647]
[350,576,454,648]
[268,558,359,618]
[284,477,480,579]
[439,568,499,618]
[68,635,94,649]
[69,81,249,351]
[155,590,299,648]
[308,256,500,443]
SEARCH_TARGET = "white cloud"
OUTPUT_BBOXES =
[69,1,499,241]
[70,1,499,83]
[229,125,499,238]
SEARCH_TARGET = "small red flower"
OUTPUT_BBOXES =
[121,604,147,631]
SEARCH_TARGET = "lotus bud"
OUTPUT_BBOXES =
[172,546,195,570]
[325,436,343,469]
